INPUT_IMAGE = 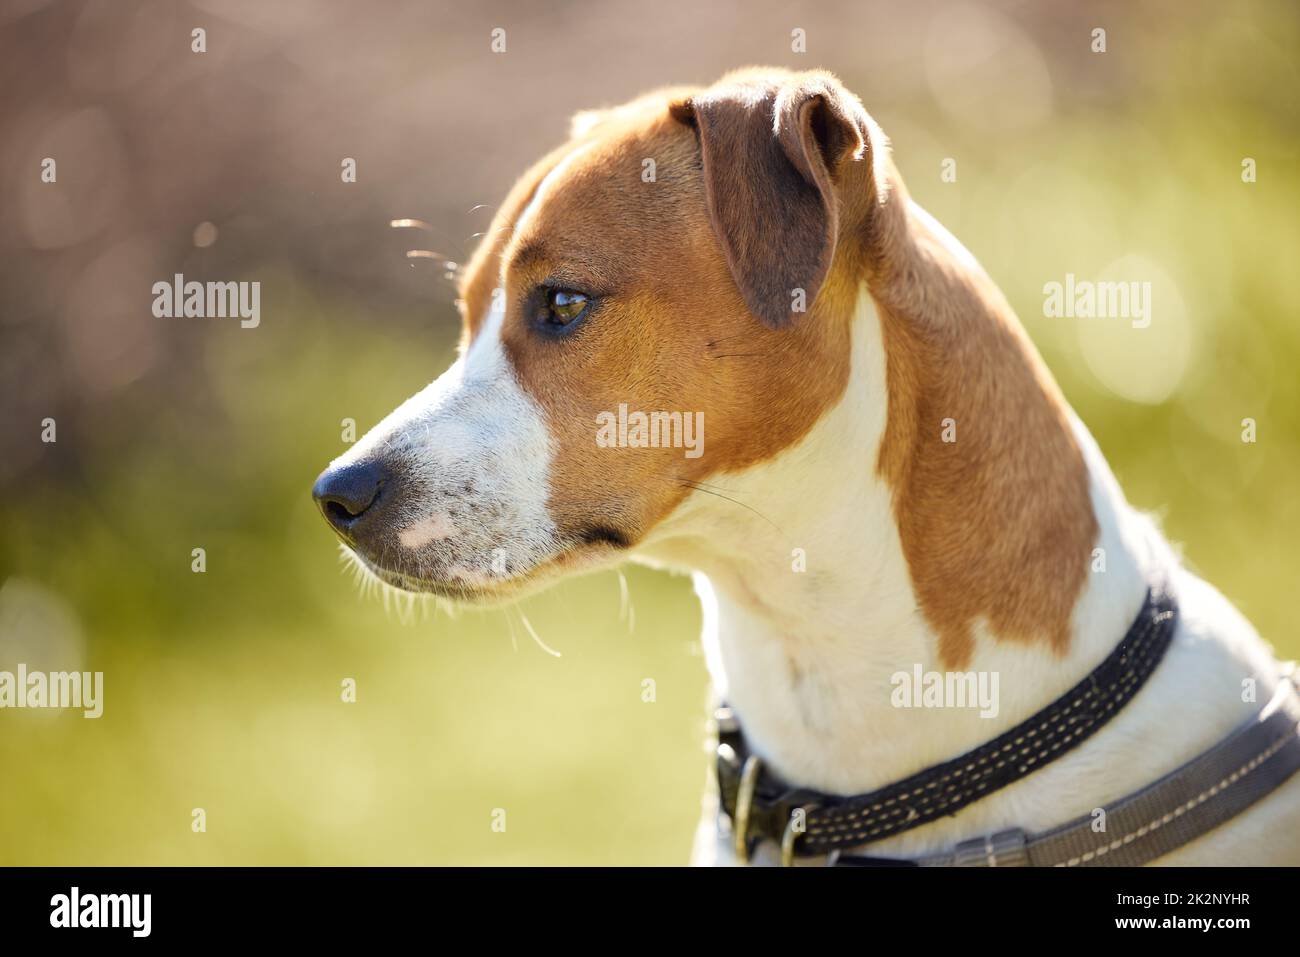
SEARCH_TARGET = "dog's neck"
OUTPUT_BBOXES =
[636,200,1155,796]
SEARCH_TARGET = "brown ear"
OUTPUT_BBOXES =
[673,74,870,327]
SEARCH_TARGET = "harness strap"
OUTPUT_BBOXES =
[888,668,1300,867]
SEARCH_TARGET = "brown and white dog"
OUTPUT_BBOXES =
[312,68,1299,865]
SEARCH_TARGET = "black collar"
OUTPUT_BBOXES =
[717,585,1179,861]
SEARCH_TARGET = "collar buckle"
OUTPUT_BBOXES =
[732,755,762,864]
[780,811,805,867]
[729,752,812,866]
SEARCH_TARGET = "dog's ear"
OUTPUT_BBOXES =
[570,108,610,139]
[671,74,870,328]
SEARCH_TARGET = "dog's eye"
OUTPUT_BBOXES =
[541,288,590,328]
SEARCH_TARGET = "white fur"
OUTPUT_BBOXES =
[630,285,1297,866]
[335,144,601,589]
[330,294,559,589]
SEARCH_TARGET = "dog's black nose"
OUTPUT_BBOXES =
[313,460,387,532]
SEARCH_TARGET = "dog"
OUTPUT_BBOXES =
[312,67,1300,866]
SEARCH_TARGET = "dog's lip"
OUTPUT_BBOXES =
[352,552,498,601]
[348,532,628,601]
[574,524,631,550]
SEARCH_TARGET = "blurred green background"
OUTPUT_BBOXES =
[0,0,1296,864]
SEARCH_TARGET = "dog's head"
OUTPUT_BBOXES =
[313,68,886,601]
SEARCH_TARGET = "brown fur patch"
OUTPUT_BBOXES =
[865,171,1099,669]
[456,68,1097,668]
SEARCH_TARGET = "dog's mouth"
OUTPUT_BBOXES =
[344,527,629,604]
[574,524,631,550]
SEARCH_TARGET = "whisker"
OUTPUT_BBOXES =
[404,249,461,284]
[675,478,784,534]
[616,569,635,634]
[404,249,459,269]
[470,224,515,242]
[392,216,471,262]
[517,609,562,658]
[678,477,742,494]
[505,611,520,653]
